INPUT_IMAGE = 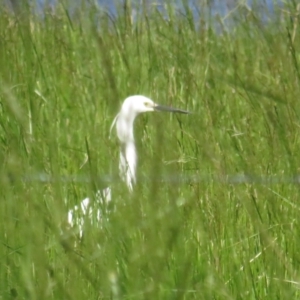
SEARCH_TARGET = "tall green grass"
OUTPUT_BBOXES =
[1,1,300,299]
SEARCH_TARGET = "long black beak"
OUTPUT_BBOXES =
[154,104,191,114]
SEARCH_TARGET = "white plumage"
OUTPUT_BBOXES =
[67,95,189,238]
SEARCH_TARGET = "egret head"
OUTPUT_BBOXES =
[121,95,190,118]
[121,95,157,117]
[110,95,190,143]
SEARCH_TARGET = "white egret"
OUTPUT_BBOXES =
[67,95,189,238]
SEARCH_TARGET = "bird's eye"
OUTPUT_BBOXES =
[144,102,151,107]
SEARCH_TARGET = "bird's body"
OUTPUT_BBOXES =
[67,95,189,238]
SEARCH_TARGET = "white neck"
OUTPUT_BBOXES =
[113,111,138,191]
[119,141,136,191]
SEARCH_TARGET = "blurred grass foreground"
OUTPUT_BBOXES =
[1,1,300,299]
